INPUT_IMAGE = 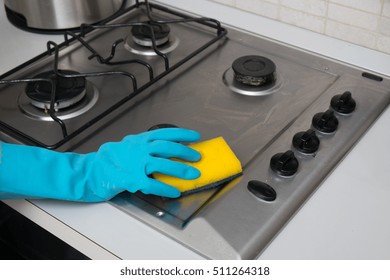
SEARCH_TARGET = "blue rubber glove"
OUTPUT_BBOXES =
[0,128,201,202]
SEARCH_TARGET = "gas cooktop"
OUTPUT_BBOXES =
[1,1,389,259]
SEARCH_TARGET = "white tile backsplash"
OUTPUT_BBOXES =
[280,6,325,33]
[377,35,390,53]
[326,20,377,49]
[234,0,279,19]
[280,0,327,17]
[329,0,382,14]
[379,17,390,36]
[328,3,378,31]
[211,0,390,55]
[383,1,390,17]
[212,0,236,5]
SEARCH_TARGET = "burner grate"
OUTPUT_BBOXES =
[0,0,227,149]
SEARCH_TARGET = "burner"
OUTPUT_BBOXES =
[25,70,87,110]
[125,23,179,56]
[131,23,171,47]
[148,123,178,131]
[18,81,98,121]
[223,55,281,96]
[232,55,276,86]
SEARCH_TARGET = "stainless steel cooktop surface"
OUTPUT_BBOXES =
[1,1,389,259]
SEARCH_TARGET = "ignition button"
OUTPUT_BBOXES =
[247,180,276,201]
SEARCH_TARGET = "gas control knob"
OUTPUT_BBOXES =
[270,150,299,176]
[312,109,339,133]
[330,91,356,114]
[292,129,320,154]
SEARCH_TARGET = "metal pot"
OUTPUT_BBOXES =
[4,0,125,31]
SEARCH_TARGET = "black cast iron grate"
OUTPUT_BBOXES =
[0,0,227,149]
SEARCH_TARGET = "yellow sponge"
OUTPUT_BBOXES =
[154,137,243,195]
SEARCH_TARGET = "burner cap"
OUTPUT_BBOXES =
[25,70,86,110]
[148,123,178,131]
[232,55,276,87]
[131,23,170,47]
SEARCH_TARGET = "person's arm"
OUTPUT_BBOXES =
[0,128,201,202]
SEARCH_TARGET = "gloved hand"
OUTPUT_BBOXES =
[0,128,201,202]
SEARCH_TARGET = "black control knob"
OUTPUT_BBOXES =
[292,129,320,154]
[247,180,276,201]
[270,150,299,176]
[331,91,356,114]
[312,109,339,133]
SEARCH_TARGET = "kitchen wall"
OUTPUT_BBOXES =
[211,0,390,55]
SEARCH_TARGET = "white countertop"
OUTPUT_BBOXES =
[1,0,390,259]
